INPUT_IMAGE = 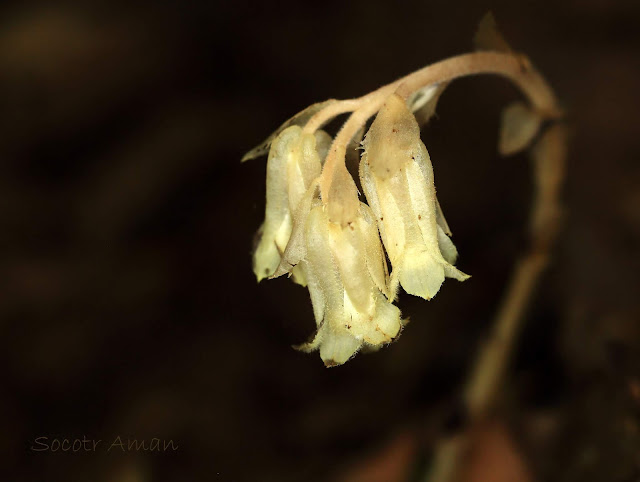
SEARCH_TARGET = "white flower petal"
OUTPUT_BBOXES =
[319,326,363,367]
[330,219,371,314]
[400,248,445,300]
[404,149,439,253]
[306,206,344,316]
[351,294,402,345]
[360,204,390,299]
[290,265,307,286]
[272,181,319,278]
[372,174,407,262]
[302,260,325,327]
[443,263,471,282]
[359,158,389,248]
[437,225,459,265]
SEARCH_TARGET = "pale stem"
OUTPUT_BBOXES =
[303,52,561,217]
[426,129,568,482]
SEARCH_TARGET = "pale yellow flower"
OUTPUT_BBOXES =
[360,94,469,300]
[252,126,331,284]
[290,201,402,366]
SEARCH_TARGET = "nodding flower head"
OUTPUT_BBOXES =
[247,90,469,366]
[243,34,563,367]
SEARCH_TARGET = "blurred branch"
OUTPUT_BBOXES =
[427,123,568,481]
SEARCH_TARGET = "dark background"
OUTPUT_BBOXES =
[1,1,639,481]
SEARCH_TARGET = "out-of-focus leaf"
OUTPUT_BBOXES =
[474,12,512,53]
[498,102,543,156]
[407,82,449,126]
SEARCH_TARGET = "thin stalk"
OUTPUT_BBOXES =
[305,52,562,224]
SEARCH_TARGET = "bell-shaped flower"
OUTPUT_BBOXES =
[252,125,331,284]
[360,93,470,300]
[276,199,403,367]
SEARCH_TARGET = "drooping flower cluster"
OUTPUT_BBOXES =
[246,90,469,366]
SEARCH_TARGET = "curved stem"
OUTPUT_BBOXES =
[302,99,362,134]
[426,126,567,482]
[309,52,562,223]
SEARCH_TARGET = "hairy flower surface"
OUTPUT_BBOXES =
[252,125,330,284]
[360,94,469,300]
[292,201,402,366]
